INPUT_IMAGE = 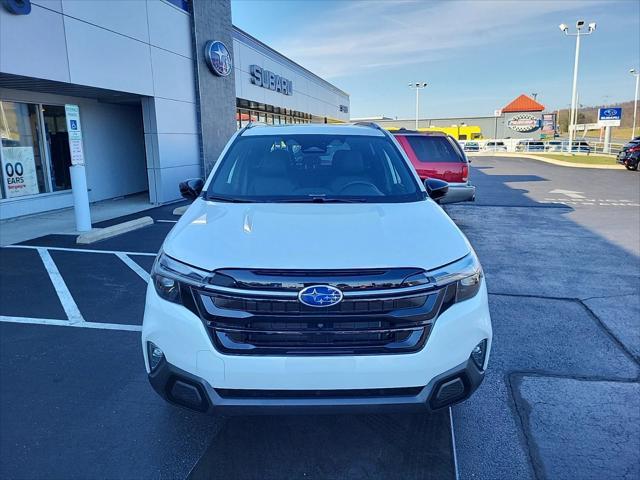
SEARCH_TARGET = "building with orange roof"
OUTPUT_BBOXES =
[355,94,554,141]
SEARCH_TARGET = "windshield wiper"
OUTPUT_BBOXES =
[278,197,369,203]
[205,194,254,203]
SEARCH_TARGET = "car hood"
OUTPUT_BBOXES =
[163,198,471,271]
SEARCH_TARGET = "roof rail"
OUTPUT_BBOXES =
[245,121,268,129]
[237,121,267,137]
[353,121,384,131]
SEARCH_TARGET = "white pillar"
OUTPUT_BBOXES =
[603,126,612,154]
[69,165,92,232]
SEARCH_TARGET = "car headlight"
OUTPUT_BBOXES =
[430,252,483,302]
[151,252,211,304]
[404,252,483,303]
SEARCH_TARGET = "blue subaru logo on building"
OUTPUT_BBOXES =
[204,40,232,77]
[298,285,343,307]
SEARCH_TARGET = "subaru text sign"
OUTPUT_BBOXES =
[598,107,622,127]
[250,65,293,96]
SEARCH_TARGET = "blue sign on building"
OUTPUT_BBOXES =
[598,107,622,121]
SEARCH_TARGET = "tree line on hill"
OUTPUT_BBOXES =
[555,100,636,133]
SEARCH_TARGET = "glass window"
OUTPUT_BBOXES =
[207,134,422,203]
[404,135,465,163]
[42,105,72,191]
[0,101,48,199]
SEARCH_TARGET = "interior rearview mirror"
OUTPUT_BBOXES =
[179,178,204,200]
[424,178,449,203]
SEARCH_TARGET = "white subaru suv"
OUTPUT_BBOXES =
[142,123,492,414]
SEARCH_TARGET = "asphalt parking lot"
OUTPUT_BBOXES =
[1,156,638,479]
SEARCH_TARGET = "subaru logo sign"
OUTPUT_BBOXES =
[204,40,232,77]
[298,285,343,308]
[1,0,31,15]
[599,108,622,120]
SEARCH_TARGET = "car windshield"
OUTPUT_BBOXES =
[206,134,423,203]
[404,136,465,163]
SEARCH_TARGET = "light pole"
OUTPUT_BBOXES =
[408,82,428,130]
[630,69,640,139]
[559,20,596,152]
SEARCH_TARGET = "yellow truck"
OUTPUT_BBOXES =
[386,125,483,141]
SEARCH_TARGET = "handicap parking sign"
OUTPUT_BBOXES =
[70,119,78,130]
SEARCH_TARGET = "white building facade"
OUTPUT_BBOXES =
[0,0,349,220]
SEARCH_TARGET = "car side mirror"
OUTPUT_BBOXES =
[424,178,449,202]
[179,178,204,200]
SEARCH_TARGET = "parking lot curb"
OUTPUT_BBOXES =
[76,216,154,244]
[173,205,188,216]
[479,153,624,170]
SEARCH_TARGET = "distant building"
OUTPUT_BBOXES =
[354,94,552,141]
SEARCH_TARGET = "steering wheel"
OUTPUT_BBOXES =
[338,181,383,195]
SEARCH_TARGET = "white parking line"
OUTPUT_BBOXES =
[156,219,178,223]
[449,407,460,480]
[37,248,85,324]
[0,315,141,332]
[116,253,150,283]
[5,245,157,256]
[542,198,640,207]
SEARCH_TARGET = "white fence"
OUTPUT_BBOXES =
[467,139,624,155]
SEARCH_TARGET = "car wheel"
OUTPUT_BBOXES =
[625,163,638,171]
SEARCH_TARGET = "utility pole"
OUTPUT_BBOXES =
[559,20,596,152]
[631,69,640,139]
[408,82,428,130]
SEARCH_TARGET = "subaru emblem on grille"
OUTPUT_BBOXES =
[298,285,343,307]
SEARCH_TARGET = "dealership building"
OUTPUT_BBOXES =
[0,0,349,220]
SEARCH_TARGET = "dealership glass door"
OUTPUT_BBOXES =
[0,101,49,199]
[42,105,72,191]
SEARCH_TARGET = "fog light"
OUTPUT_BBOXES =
[148,342,164,371]
[471,339,487,370]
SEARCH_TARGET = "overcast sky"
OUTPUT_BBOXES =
[231,0,640,119]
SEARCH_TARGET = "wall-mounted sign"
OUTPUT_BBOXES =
[1,146,39,197]
[250,65,293,96]
[204,40,232,77]
[508,114,541,133]
[64,104,85,166]
[598,107,622,127]
[339,105,349,113]
[541,113,556,133]
[1,0,31,15]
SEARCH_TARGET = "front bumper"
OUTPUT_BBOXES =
[618,154,638,164]
[148,355,484,415]
[440,183,476,204]
[142,279,492,414]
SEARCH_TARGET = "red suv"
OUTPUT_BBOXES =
[392,129,475,203]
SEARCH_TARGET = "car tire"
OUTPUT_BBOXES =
[625,163,638,171]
